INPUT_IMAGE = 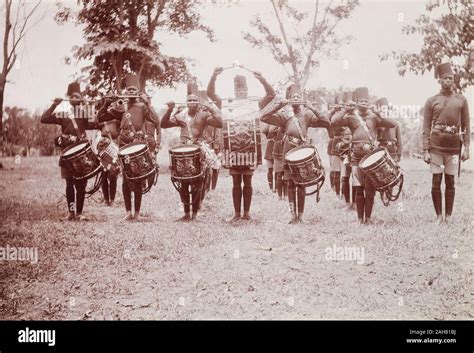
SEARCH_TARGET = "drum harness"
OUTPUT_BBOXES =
[286,113,325,202]
[354,112,403,206]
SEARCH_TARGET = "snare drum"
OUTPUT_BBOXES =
[118,142,156,181]
[61,141,102,180]
[169,144,203,183]
[97,138,121,177]
[359,147,402,191]
[285,145,325,188]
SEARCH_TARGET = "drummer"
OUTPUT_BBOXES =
[331,87,397,225]
[261,84,330,224]
[207,67,275,221]
[375,97,402,163]
[40,81,97,221]
[96,97,124,207]
[160,87,223,222]
[99,73,160,221]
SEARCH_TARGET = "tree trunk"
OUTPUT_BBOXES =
[0,86,4,141]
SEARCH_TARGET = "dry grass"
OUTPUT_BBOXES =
[0,156,473,320]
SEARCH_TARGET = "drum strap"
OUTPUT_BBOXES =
[70,116,84,140]
[290,115,306,144]
[354,112,375,146]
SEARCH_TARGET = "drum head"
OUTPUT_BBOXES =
[172,146,199,153]
[63,142,88,156]
[119,143,146,155]
[286,147,314,162]
[360,149,385,168]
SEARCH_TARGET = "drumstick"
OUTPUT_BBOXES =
[412,153,443,168]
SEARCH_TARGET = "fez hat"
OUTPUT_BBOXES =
[234,75,248,92]
[187,81,199,96]
[376,97,389,107]
[124,73,139,88]
[286,83,302,99]
[435,62,454,79]
[342,91,354,103]
[67,81,81,96]
[354,87,369,101]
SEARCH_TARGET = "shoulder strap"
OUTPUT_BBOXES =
[69,114,84,140]
[288,110,306,143]
[354,111,375,146]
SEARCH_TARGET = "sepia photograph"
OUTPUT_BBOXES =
[0,0,472,350]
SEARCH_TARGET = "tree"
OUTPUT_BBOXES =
[1,0,43,140]
[243,0,359,89]
[380,0,473,92]
[55,0,215,94]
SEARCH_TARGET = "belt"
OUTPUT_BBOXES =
[284,135,303,145]
[433,124,458,134]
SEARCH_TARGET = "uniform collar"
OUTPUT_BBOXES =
[439,88,453,96]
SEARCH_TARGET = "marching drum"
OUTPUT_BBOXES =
[285,145,325,196]
[61,141,102,181]
[222,118,262,168]
[359,147,403,205]
[118,142,156,182]
[169,144,204,183]
[97,138,121,177]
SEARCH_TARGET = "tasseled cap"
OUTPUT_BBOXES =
[124,73,139,89]
[285,83,302,99]
[435,62,454,79]
[354,87,369,101]
[234,75,248,91]
[66,81,81,96]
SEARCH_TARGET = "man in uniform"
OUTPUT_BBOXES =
[375,97,402,162]
[161,88,223,221]
[332,87,397,224]
[423,62,470,223]
[41,82,97,221]
[261,84,330,224]
[207,67,275,221]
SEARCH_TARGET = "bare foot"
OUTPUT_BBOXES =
[122,214,133,222]
[229,214,241,222]
[177,214,191,222]
[63,213,75,221]
[134,213,142,222]
[76,214,88,221]
[191,213,198,221]
[288,217,298,224]
[242,213,252,221]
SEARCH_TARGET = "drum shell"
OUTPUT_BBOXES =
[118,142,156,181]
[169,144,203,183]
[98,139,121,177]
[285,145,325,187]
[359,147,402,190]
[61,141,102,180]
[222,118,262,168]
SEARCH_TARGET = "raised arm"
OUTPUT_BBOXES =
[160,102,180,129]
[207,67,223,110]
[141,93,160,125]
[40,98,62,124]
[306,104,331,128]
[330,108,349,127]
[202,102,223,128]
[254,71,276,110]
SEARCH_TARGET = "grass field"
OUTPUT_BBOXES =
[0,155,473,320]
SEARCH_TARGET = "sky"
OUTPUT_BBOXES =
[2,0,472,113]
